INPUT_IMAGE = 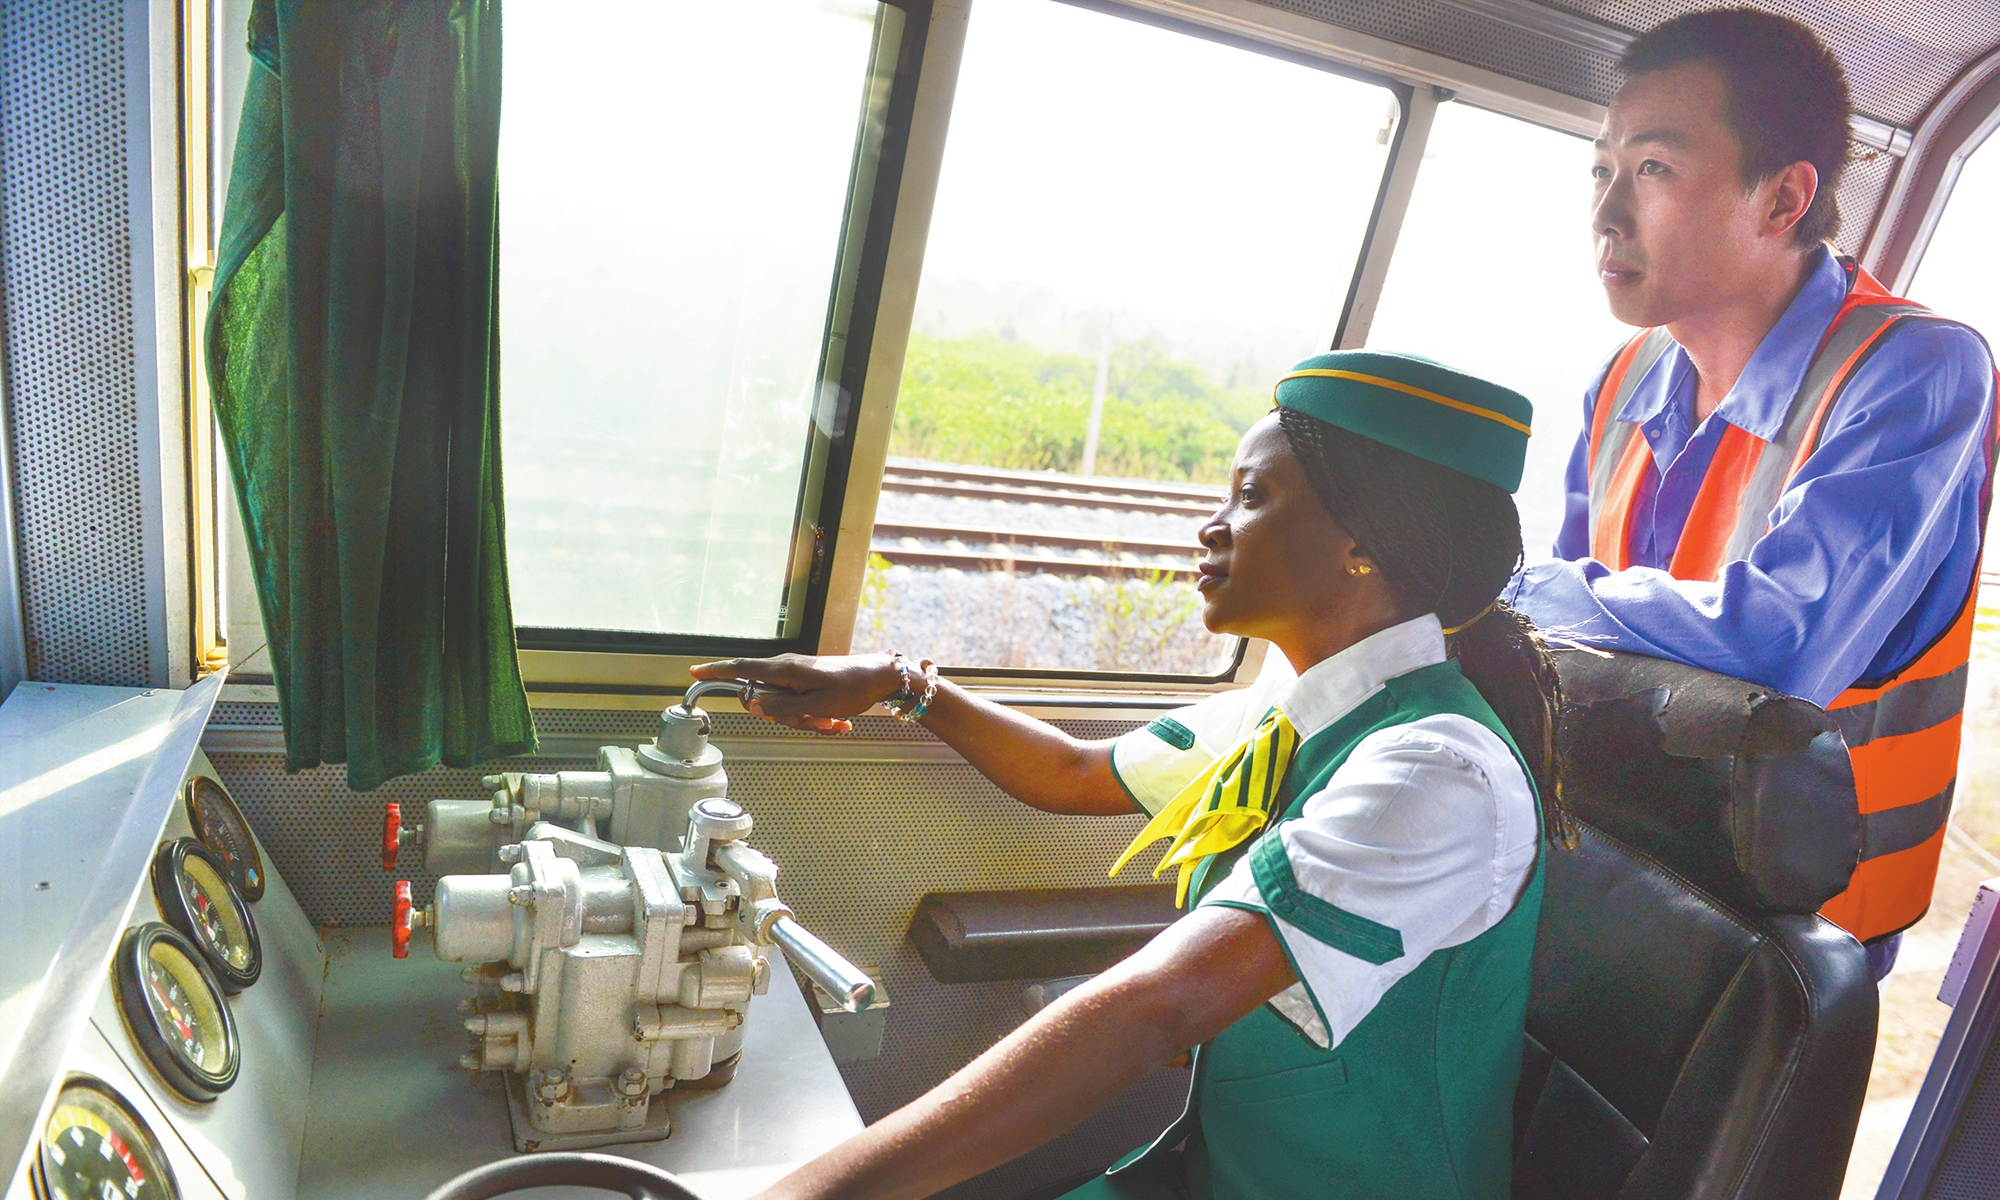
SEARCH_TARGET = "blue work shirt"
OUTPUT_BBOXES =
[1507,245,1996,707]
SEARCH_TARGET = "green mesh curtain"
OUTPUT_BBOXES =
[206,0,536,791]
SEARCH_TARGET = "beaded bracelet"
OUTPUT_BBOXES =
[905,657,940,722]
[881,651,939,723]
[882,651,918,718]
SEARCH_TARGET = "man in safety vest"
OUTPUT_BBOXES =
[1507,8,1998,976]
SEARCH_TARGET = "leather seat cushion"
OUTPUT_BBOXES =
[1514,823,1875,1199]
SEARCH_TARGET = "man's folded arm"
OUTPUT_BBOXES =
[1512,321,1995,707]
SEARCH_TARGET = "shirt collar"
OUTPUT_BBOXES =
[1614,244,1849,440]
[1277,614,1447,741]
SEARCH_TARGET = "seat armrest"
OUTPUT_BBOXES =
[908,886,1178,983]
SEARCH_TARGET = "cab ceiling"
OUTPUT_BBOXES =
[1248,0,2000,256]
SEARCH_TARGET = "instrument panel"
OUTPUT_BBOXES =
[9,751,323,1200]
[32,1078,179,1200]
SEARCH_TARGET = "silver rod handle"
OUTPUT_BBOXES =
[676,678,757,714]
[770,917,875,1013]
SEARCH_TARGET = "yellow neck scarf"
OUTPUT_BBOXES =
[1110,707,1301,906]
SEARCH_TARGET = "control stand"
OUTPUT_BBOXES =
[383,680,770,875]
[388,683,872,1151]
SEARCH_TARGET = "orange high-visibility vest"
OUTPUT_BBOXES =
[1585,259,1999,943]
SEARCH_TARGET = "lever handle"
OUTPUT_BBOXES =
[769,916,874,1012]
[383,803,401,872]
[392,880,414,959]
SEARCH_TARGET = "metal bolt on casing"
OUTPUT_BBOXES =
[535,1069,569,1104]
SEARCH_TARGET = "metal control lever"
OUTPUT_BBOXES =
[675,677,764,715]
[641,679,795,778]
[769,917,874,1013]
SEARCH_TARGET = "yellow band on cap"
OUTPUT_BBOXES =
[1276,369,1533,437]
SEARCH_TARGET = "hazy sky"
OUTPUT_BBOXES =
[918,0,1627,552]
[917,0,1393,348]
[1908,131,2000,342]
[495,0,881,634]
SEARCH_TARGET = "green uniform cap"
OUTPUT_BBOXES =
[1273,351,1533,493]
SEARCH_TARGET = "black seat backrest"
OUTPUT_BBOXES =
[1513,652,1879,1200]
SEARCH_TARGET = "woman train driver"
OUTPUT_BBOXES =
[695,351,1573,1200]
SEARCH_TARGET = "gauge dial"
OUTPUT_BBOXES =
[151,839,261,992]
[113,924,240,1101]
[32,1078,178,1200]
[183,775,263,902]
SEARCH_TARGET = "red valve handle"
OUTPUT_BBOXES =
[382,802,401,872]
[392,880,413,959]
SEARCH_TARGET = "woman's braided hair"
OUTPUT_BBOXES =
[1277,408,1577,847]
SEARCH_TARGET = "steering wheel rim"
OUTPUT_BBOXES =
[422,1151,704,1200]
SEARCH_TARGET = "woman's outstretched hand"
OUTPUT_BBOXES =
[688,653,906,735]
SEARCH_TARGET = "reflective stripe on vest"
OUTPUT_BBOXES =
[1583,259,1998,942]
[1585,328,1674,569]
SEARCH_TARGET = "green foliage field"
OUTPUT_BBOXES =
[890,333,1267,484]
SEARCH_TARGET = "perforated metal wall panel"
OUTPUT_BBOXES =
[1928,1031,2000,1198]
[210,711,1181,1199]
[1837,143,1902,256]
[1262,0,1625,104]
[1549,0,1999,127]
[0,0,155,686]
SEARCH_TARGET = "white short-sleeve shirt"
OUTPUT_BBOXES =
[1109,615,1539,1051]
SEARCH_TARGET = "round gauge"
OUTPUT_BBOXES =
[151,839,261,993]
[113,924,240,1101]
[183,775,263,902]
[32,1077,179,1200]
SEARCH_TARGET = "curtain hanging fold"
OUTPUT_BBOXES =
[206,0,536,791]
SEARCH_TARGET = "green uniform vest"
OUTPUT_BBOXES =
[1065,660,1544,1200]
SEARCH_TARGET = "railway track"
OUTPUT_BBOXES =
[872,460,1215,579]
[871,522,1202,578]
[881,457,1225,518]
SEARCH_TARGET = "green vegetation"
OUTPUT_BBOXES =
[1088,567,1215,673]
[891,333,1266,484]
[855,553,1234,673]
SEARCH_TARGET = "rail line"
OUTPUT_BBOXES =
[881,458,1224,518]
[872,461,1214,579]
[871,521,1201,579]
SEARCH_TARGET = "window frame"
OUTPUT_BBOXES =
[184,0,1619,709]
[179,0,228,681]
[1867,45,2000,293]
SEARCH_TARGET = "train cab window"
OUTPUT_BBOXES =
[1365,100,1626,558]
[1908,131,2000,360]
[862,0,1400,676]
[207,0,912,675]
[498,0,905,644]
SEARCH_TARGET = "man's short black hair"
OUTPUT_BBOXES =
[1621,8,1851,246]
